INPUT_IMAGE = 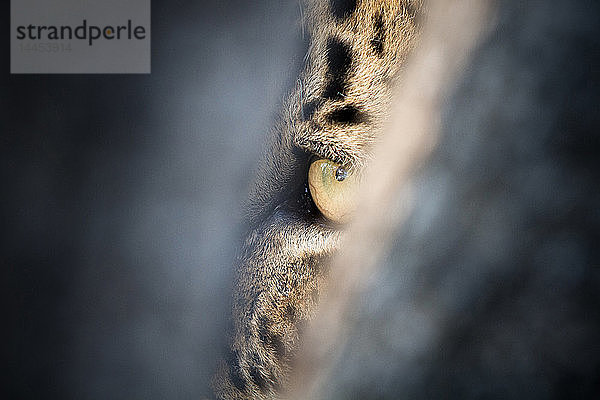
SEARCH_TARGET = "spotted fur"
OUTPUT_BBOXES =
[213,1,423,398]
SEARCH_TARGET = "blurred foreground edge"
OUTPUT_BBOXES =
[292,0,600,399]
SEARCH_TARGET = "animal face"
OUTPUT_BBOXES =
[214,1,423,398]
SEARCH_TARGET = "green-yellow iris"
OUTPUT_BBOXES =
[308,158,360,223]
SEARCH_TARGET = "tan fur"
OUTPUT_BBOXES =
[213,1,423,399]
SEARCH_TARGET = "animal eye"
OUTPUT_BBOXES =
[307,158,360,223]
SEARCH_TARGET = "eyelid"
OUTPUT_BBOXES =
[294,133,358,168]
[307,151,345,167]
[307,154,354,178]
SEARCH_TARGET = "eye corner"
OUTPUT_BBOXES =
[294,180,323,220]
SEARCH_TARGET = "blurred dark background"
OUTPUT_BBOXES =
[2,1,305,398]
[3,0,600,399]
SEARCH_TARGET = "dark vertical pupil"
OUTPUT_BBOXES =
[335,167,348,181]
